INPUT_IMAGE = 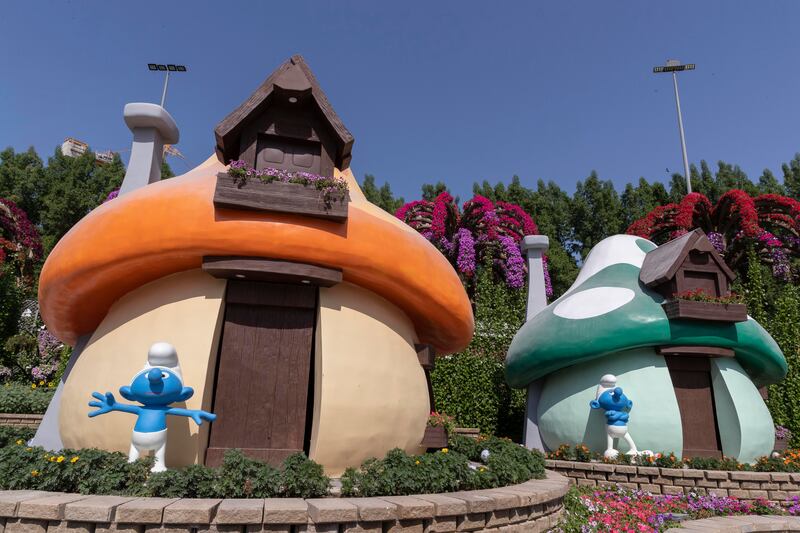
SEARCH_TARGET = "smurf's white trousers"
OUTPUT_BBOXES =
[129,429,168,472]
[604,424,638,459]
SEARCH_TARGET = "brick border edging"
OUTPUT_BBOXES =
[547,459,800,504]
[0,413,43,428]
[0,471,568,533]
[666,515,800,531]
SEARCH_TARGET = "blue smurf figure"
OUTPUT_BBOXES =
[589,374,640,459]
[88,342,216,472]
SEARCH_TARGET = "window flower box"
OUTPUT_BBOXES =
[662,299,748,323]
[213,172,349,222]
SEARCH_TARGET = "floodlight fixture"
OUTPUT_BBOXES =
[653,59,695,194]
[148,63,188,108]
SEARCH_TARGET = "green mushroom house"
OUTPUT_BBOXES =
[506,230,786,463]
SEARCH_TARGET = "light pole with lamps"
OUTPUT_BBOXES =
[653,59,695,194]
[148,64,187,108]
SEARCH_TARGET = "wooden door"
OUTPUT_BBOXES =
[206,280,316,467]
[664,356,723,458]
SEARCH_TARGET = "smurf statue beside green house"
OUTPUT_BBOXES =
[508,230,786,463]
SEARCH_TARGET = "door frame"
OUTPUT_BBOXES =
[202,256,342,465]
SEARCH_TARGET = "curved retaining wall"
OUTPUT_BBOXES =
[547,459,800,504]
[0,472,568,533]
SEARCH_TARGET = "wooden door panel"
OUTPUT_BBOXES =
[665,356,722,458]
[207,281,316,467]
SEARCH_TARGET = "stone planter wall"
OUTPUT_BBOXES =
[547,459,800,505]
[0,414,43,429]
[0,472,568,533]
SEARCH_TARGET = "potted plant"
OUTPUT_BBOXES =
[214,160,350,222]
[662,288,748,322]
[421,411,456,449]
[775,425,792,452]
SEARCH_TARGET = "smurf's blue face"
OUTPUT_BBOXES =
[591,387,632,411]
[120,368,193,406]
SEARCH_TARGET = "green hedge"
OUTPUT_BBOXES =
[0,445,329,498]
[340,434,545,497]
[431,352,525,438]
[0,384,55,413]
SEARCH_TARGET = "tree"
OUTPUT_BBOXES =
[421,181,450,201]
[161,160,175,179]
[621,177,670,229]
[781,153,800,200]
[570,171,624,259]
[41,148,124,251]
[359,174,404,214]
[758,169,786,196]
[0,147,47,225]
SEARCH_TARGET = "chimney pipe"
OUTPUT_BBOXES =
[118,103,179,197]
[520,235,550,451]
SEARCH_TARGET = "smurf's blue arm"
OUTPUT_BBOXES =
[166,407,217,426]
[88,392,141,417]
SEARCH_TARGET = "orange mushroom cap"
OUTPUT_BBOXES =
[38,156,474,354]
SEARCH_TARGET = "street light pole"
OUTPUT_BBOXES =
[654,59,695,195]
[161,70,170,108]
[148,64,187,110]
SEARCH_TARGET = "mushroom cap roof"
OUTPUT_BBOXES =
[38,155,474,353]
[505,234,786,388]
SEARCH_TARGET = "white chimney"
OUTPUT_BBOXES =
[118,103,179,196]
[520,234,550,451]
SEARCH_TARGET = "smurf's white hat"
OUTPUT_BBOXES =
[143,342,183,382]
[595,373,617,399]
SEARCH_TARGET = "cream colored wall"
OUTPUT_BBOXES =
[59,270,226,467]
[309,282,429,476]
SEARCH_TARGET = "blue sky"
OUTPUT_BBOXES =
[1,1,799,201]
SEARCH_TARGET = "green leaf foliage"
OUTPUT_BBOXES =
[0,383,55,413]
[340,435,544,497]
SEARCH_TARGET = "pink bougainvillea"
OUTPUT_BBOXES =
[0,198,42,283]
[627,190,800,281]
[395,194,550,298]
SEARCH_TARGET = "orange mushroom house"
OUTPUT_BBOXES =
[32,55,474,475]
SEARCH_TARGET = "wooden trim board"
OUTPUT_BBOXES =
[203,256,342,287]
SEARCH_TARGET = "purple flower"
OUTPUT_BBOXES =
[499,235,526,289]
[455,229,476,276]
[103,189,119,203]
[707,231,725,253]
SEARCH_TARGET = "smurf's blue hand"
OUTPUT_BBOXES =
[88,392,141,417]
[166,407,216,425]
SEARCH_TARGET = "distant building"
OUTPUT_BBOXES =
[61,138,117,164]
[60,138,88,158]
[95,151,115,164]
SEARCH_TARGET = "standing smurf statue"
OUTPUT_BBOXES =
[88,342,216,472]
[589,374,650,459]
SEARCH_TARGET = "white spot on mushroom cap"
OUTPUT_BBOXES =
[553,287,636,319]
[565,235,654,296]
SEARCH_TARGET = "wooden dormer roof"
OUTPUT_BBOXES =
[639,228,736,288]
[214,55,354,170]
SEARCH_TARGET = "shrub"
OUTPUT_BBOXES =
[0,444,329,498]
[341,435,544,497]
[0,425,35,447]
[0,383,55,413]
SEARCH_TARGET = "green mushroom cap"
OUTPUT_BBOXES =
[505,234,787,389]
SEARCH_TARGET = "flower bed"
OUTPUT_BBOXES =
[555,485,787,532]
[0,383,55,414]
[0,434,544,498]
[548,444,800,473]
